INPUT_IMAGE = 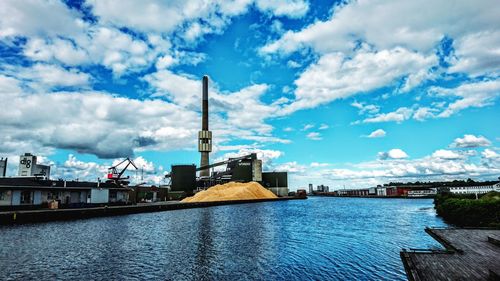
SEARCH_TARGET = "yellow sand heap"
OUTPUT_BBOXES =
[181,181,277,203]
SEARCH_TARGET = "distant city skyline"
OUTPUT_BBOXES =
[0,0,499,188]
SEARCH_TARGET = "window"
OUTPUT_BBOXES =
[0,191,5,200]
[20,191,33,204]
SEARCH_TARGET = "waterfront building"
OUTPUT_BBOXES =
[377,187,387,196]
[0,177,131,209]
[336,188,369,196]
[376,186,398,196]
[407,188,437,197]
[368,187,377,195]
[448,182,500,195]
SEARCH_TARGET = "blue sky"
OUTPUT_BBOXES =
[0,0,499,189]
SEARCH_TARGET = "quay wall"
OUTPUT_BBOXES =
[0,196,306,225]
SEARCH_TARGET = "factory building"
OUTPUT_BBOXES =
[165,75,289,197]
[261,172,288,197]
[0,158,7,177]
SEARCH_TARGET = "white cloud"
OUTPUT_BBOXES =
[301,124,314,131]
[18,63,91,89]
[448,30,500,77]
[280,48,436,114]
[0,0,87,38]
[255,0,309,18]
[287,60,301,68]
[24,38,89,66]
[432,80,500,118]
[273,161,306,173]
[87,0,308,38]
[318,124,329,130]
[363,107,413,123]
[432,149,463,160]
[351,101,380,115]
[0,86,200,158]
[0,74,22,95]
[366,129,386,138]
[283,127,294,132]
[378,149,408,160]
[451,134,492,148]
[260,0,499,57]
[310,162,329,167]
[306,132,322,140]
[413,107,437,121]
[482,148,498,159]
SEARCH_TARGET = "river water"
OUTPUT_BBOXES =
[0,197,447,280]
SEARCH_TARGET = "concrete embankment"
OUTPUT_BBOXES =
[0,197,306,225]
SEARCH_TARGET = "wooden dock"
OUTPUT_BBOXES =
[401,227,500,280]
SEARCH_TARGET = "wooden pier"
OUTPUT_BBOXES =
[401,227,500,280]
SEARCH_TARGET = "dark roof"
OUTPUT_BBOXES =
[0,177,125,189]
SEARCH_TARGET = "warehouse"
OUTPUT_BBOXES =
[0,177,131,210]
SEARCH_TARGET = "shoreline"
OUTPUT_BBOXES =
[310,194,435,199]
[0,196,306,225]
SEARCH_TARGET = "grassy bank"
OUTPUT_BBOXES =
[434,191,500,227]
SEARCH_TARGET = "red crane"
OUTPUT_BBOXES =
[107,157,138,184]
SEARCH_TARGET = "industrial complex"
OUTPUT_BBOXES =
[0,75,290,211]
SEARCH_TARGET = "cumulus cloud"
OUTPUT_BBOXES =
[280,48,436,114]
[351,101,380,115]
[432,149,463,160]
[255,0,309,18]
[274,161,306,173]
[362,107,413,123]
[365,129,386,138]
[432,80,500,118]
[482,148,498,159]
[0,85,199,158]
[0,0,87,38]
[451,134,492,148]
[260,0,498,57]
[377,149,408,160]
[18,63,91,89]
[87,0,309,37]
[448,31,500,77]
[306,132,322,140]
[413,107,438,121]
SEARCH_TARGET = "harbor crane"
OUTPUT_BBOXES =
[107,157,138,185]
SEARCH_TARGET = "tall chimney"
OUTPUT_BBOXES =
[198,75,211,177]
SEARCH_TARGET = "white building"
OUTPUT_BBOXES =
[408,188,437,197]
[18,153,50,178]
[448,183,500,195]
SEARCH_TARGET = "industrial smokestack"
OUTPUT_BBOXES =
[198,75,212,177]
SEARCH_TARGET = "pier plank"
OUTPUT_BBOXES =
[401,228,500,281]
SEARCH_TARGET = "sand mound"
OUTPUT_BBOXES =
[181,181,277,203]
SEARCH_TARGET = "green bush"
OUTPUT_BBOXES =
[434,191,500,227]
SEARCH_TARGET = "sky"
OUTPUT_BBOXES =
[0,0,499,190]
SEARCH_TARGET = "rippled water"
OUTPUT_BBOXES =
[0,197,447,280]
